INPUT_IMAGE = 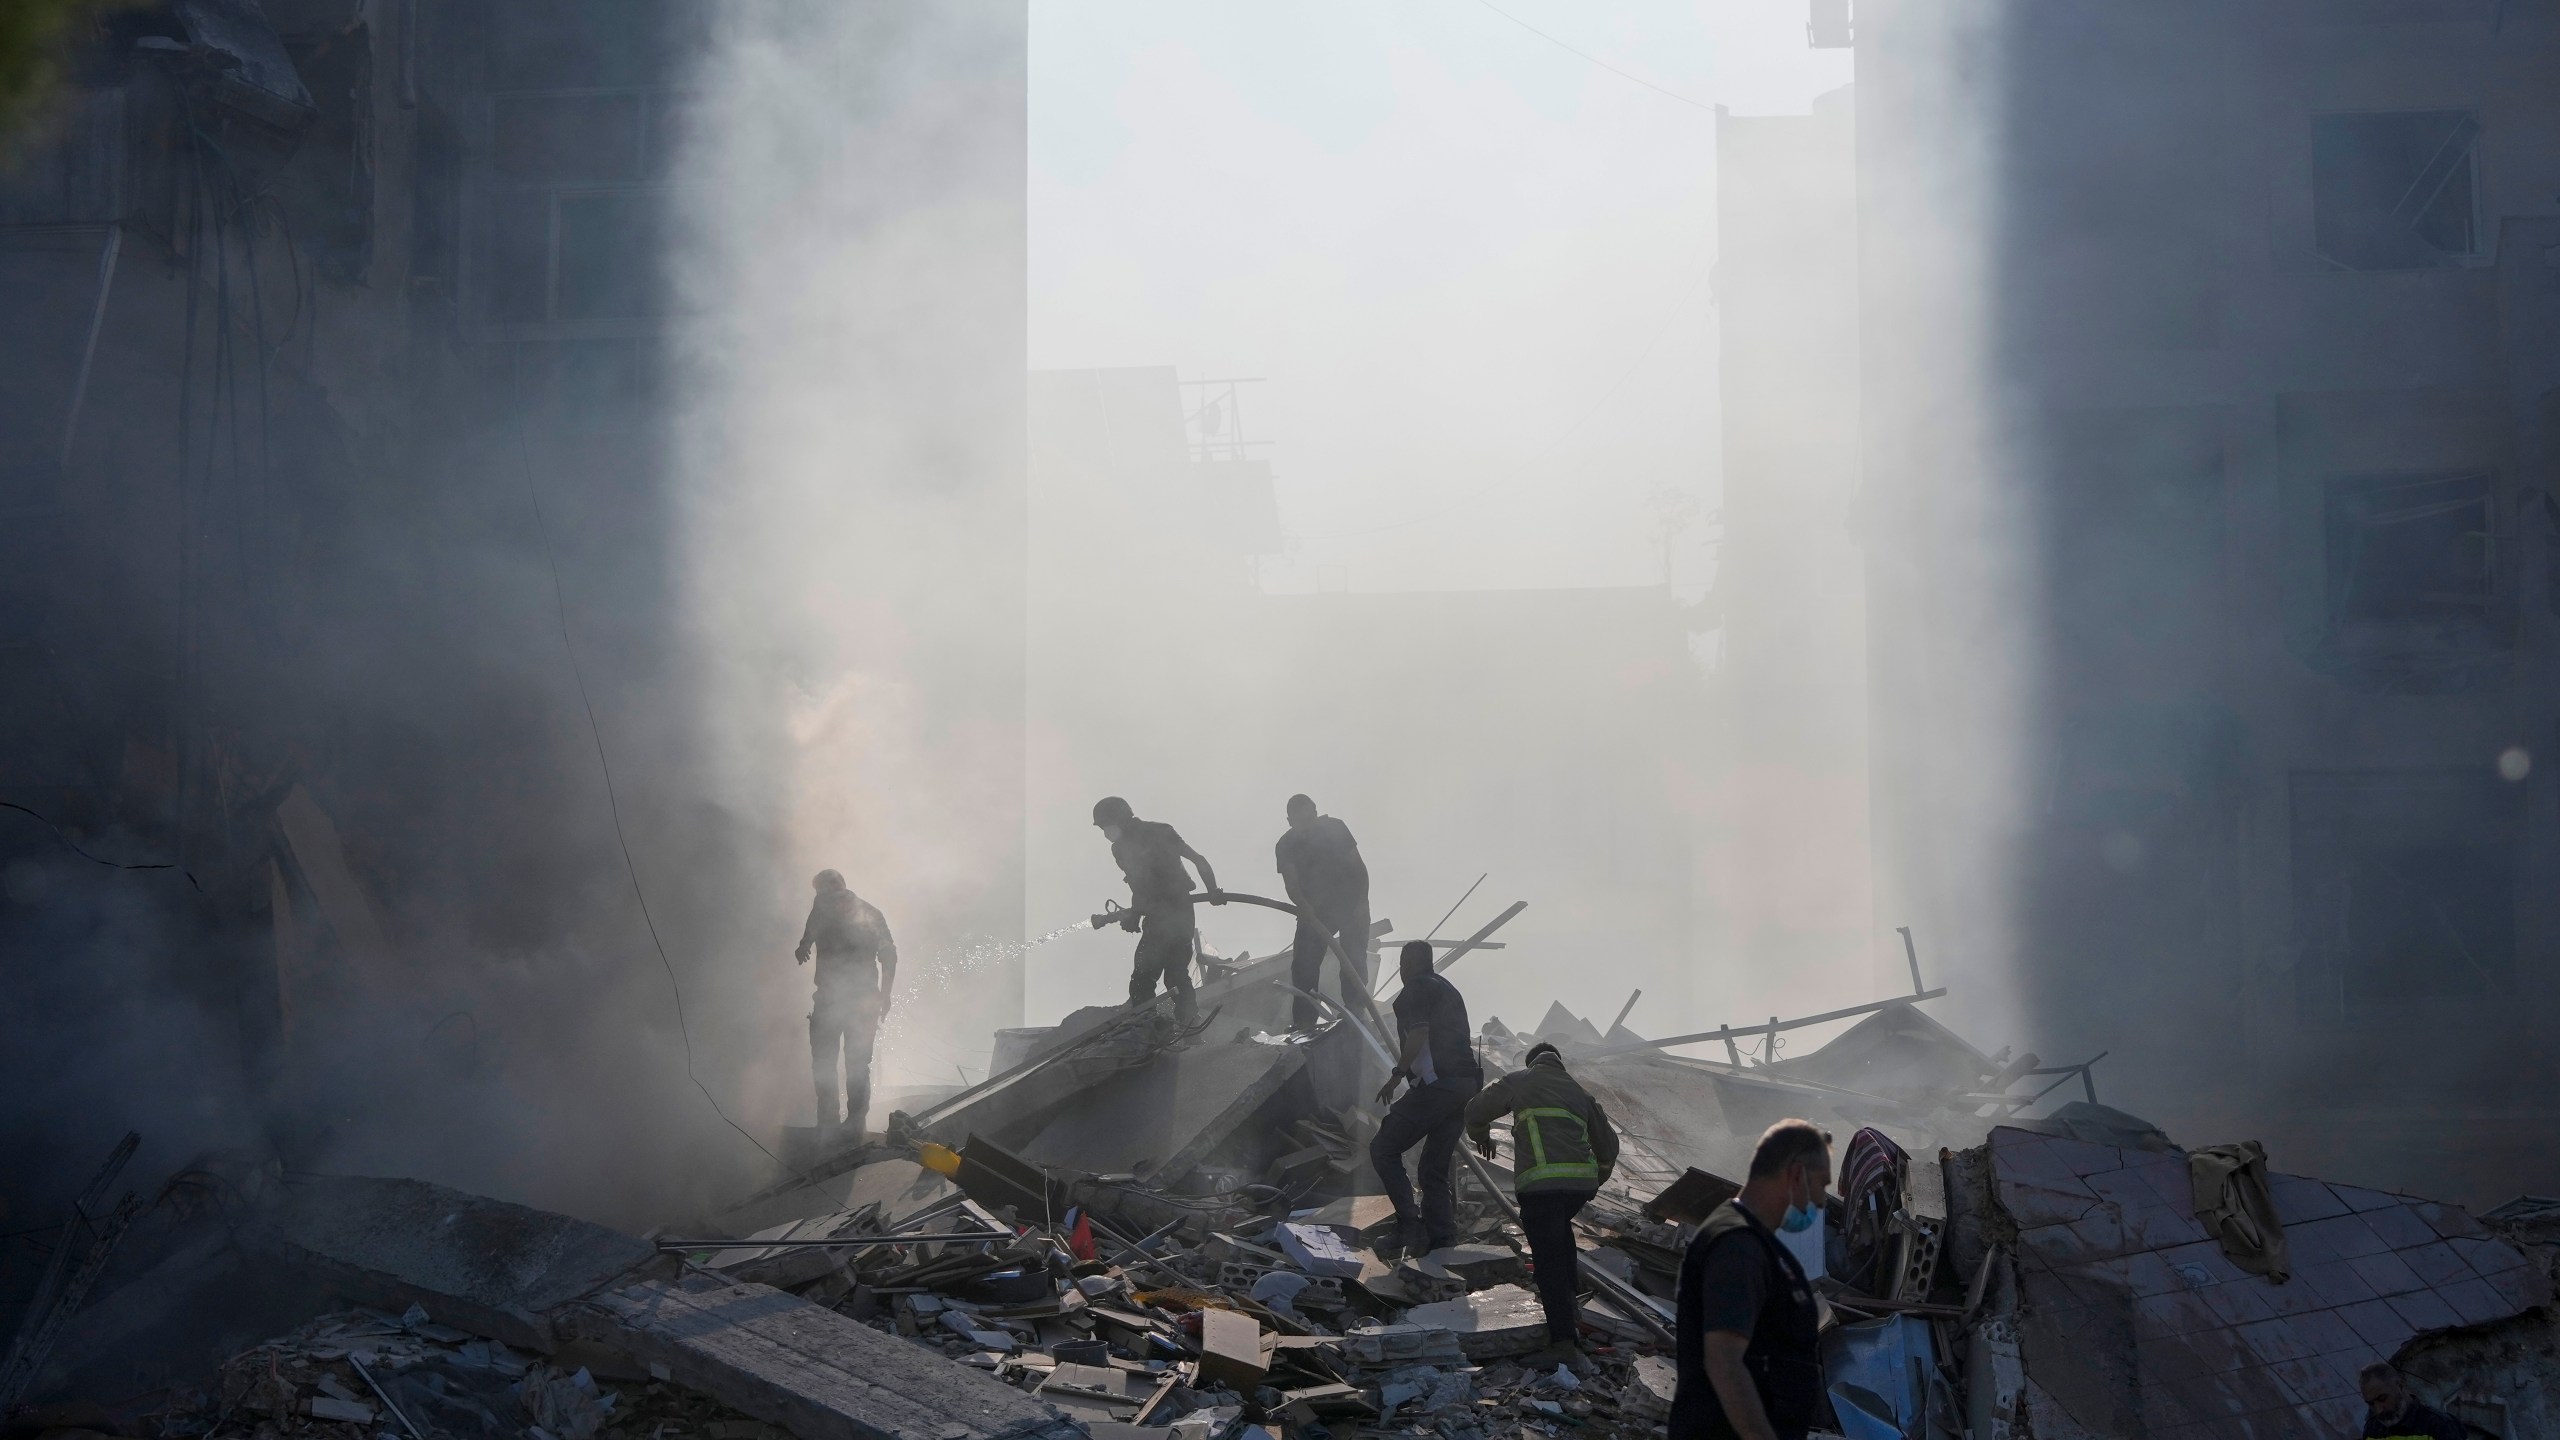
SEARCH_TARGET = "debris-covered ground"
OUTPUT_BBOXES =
[7,938,2555,1440]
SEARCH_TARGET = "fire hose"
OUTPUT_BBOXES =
[1090,889,1389,1028]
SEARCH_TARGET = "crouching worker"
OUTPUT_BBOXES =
[1465,1041,1619,1364]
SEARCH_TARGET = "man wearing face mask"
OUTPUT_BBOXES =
[1092,795,1220,1026]
[1671,1120,1832,1440]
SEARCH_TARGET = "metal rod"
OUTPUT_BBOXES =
[657,1232,1006,1252]
[348,1354,424,1440]
[60,227,121,468]
[1608,989,1642,1035]
[1380,902,1528,1003]
[1578,989,1949,1062]
[1896,926,1924,995]
[1278,983,1397,1072]
[1423,873,1487,942]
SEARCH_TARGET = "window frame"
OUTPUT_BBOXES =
[2308,106,2487,273]
[462,86,688,340]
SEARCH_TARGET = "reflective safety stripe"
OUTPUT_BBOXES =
[1517,1106,1600,1184]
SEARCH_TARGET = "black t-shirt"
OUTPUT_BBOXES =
[2362,1402,2466,1440]
[1275,815,1368,903]
[1391,971,1481,1087]
[1110,820,1195,910]
[1690,1218,1775,1336]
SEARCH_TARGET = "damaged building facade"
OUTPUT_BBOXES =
[1824,1,2560,1201]
[0,1,1028,1225]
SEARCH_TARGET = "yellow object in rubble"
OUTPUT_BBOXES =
[918,1142,962,1176]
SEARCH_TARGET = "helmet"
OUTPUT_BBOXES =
[1092,796,1134,827]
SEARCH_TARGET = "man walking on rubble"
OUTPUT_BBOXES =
[1672,1120,1831,1440]
[1093,795,1220,1027]
[1275,793,1372,1032]
[1466,1041,1619,1364]
[1371,939,1484,1258]
[796,869,897,1139]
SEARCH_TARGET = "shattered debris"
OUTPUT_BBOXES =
[12,957,2554,1440]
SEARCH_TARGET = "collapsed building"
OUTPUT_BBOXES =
[9,935,2554,1440]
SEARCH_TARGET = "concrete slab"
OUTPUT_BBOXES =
[1984,1126,2552,1439]
[247,1175,663,1351]
[1403,1284,1548,1359]
[1016,1041,1307,1183]
[563,1275,1084,1440]
[716,1159,955,1239]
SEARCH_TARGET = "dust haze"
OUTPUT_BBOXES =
[3,0,2550,1259]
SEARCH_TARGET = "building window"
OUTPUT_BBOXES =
[2336,845,2514,1002]
[477,90,684,327]
[2289,770,2521,1017]
[2312,110,2481,271]
[2324,471,2493,624]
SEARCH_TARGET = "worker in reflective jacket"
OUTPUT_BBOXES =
[1465,1041,1620,1364]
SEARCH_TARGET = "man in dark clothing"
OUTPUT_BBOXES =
[1370,940,1484,1257]
[1093,795,1219,1026]
[795,869,897,1138]
[1672,1120,1831,1440]
[2356,1363,2466,1440]
[1465,1042,1619,1362]
[1275,793,1372,1031]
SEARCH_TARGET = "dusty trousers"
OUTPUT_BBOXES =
[1371,1077,1480,1251]
[1519,1188,1594,1343]
[811,959,882,1133]
[1288,895,1372,1030]
[1127,905,1199,1025]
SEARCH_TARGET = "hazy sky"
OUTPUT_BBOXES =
[1029,1,1851,595]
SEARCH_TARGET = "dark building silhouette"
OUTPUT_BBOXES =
[1848,0,2560,1202]
[0,2,1025,1228]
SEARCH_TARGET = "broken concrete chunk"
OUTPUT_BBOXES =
[304,1397,376,1423]
[1621,1356,1677,1422]
[1164,1410,1237,1440]
[1391,1256,1467,1304]
[1299,1196,1397,1232]
[1035,1361,1144,1421]
[560,1277,1084,1440]
[1421,1243,1525,1291]
[1274,1223,1363,1278]
[1403,1284,1548,1360]
[248,1175,664,1352]
[1341,1323,1467,1368]
[1191,1308,1268,1392]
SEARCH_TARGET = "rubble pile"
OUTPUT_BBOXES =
[8,942,2556,1440]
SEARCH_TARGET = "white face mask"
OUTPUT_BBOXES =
[1779,1168,1823,1233]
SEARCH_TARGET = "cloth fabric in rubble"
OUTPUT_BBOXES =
[1673,1199,1824,1440]
[2188,1139,2290,1283]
